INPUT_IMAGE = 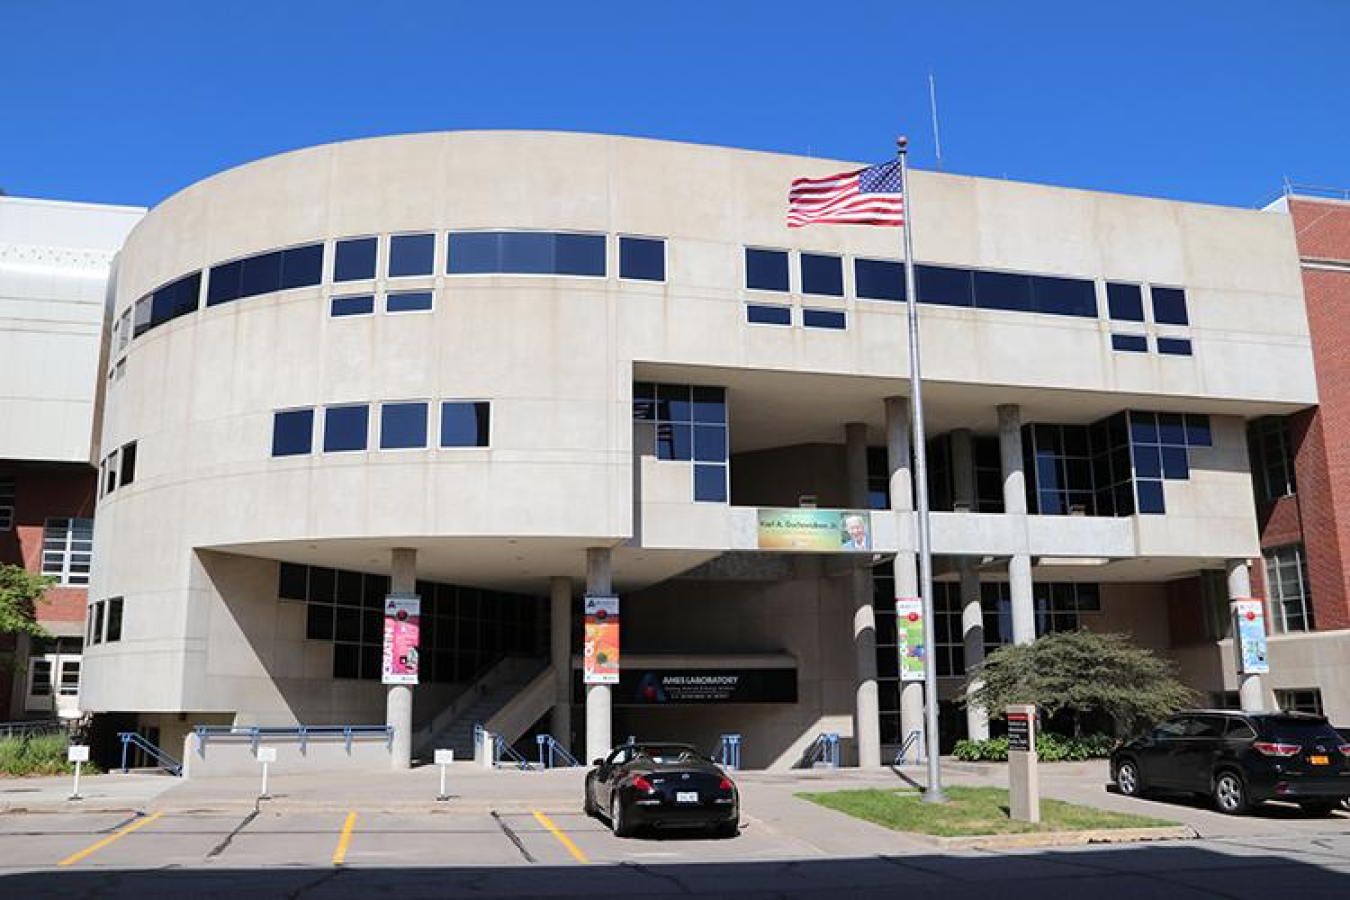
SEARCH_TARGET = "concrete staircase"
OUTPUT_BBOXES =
[438,683,524,760]
[413,656,546,761]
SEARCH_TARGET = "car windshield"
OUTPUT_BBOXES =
[633,744,703,764]
[1260,718,1341,744]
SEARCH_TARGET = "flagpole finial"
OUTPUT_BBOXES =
[896,136,909,154]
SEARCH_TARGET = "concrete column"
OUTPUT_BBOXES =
[949,428,988,739]
[950,428,975,512]
[886,397,925,750]
[387,547,417,771]
[550,576,572,749]
[845,422,881,768]
[1227,559,1267,712]
[998,405,1036,645]
[585,547,614,764]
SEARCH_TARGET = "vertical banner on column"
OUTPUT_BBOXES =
[382,594,421,685]
[1232,598,1270,674]
[583,595,620,685]
[895,597,926,682]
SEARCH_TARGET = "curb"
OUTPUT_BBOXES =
[926,824,1198,850]
[0,799,585,816]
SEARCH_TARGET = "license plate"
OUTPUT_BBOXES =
[676,791,699,804]
[1310,754,1330,765]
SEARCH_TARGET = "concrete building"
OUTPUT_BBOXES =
[72,131,1337,769]
[0,195,144,722]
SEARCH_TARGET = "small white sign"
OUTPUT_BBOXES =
[67,745,90,763]
[434,749,454,765]
[256,747,278,763]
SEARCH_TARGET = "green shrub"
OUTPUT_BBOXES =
[0,733,96,776]
[952,732,1116,763]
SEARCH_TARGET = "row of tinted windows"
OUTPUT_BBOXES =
[746,304,847,329]
[330,291,434,316]
[1106,283,1189,325]
[272,401,491,456]
[1110,333,1193,355]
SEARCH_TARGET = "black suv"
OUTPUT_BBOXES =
[1110,710,1350,815]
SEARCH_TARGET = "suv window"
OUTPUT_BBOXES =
[1190,715,1227,738]
[1224,718,1257,740]
[1155,719,1188,739]
[1259,717,1341,745]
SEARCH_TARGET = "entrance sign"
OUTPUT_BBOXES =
[1006,705,1040,823]
[382,594,421,685]
[895,597,926,682]
[1232,599,1269,674]
[583,595,620,684]
[623,668,797,704]
[757,508,871,551]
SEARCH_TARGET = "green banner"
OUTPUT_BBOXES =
[756,508,871,552]
[895,597,925,681]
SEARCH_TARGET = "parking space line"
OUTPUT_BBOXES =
[532,810,589,864]
[58,811,164,867]
[332,811,357,865]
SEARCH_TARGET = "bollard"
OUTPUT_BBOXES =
[256,746,277,800]
[434,749,453,801]
[67,745,89,801]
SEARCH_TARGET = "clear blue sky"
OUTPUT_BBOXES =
[3,1,1347,210]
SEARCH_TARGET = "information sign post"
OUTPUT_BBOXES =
[67,745,89,801]
[1006,705,1039,823]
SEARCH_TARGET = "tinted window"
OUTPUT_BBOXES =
[207,260,243,306]
[440,402,490,447]
[323,405,369,452]
[447,232,605,276]
[745,248,789,292]
[240,251,283,298]
[380,402,429,449]
[746,304,791,325]
[148,272,202,328]
[279,562,308,600]
[694,464,728,502]
[330,295,375,317]
[1185,414,1212,447]
[917,265,974,307]
[447,232,499,273]
[1191,716,1226,738]
[272,409,314,457]
[280,244,324,289]
[973,270,1033,312]
[1136,479,1165,514]
[1111,333,1147,353]
[120,442,137,486]
[335,238,378,282]
[855,258,905,301]
[1152,287,1189,325]
[389,233,435,277]
[691,386,726,424]
[1225,718,1256,740]
[803,308,846,330]
[693,425,727,462]
[105,597,123,642]
[1157,337,1192,356]
[1107,283,1144,321]
[1032,276,1097,317]
[553,233,606,275]
[386,291,433,313]
[801,253,843,296]
[1258,717,1340,744]
[620,236,665,281]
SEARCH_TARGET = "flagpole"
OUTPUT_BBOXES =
[897,136,945,803]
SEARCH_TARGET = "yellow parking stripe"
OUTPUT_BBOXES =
[59,811,164,867]
[332,811,357,865]
[532,810,589,864]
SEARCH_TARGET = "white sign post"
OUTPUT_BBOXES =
[1006,705,1040,823]
[67,745,90,801]
[434,749,454,801]
[256,746,277,800]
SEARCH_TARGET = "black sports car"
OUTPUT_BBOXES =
[584,742,739,837]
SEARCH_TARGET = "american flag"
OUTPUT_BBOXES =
[787,160,905,228]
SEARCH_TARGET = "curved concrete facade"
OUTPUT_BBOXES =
[83,132,1325,764]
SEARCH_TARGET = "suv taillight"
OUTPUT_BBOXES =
[631,775,656,793]
[1339,744,1350,757]
[1253,741,1301,757]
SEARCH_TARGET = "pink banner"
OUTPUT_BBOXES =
[382,596,420,685]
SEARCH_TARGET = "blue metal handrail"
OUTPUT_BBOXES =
[715,733,742,771]
[193,725,393,754]
[799,732,840,769]
[493,734,531,770]
[893,729,924,765]
[536,734,580,768]
[119,732,182,776]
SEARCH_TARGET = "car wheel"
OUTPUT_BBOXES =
[1298,800,1338,817]
[610,793,632,838]
[1116,760,1144,798]
[1213,770,1249,815]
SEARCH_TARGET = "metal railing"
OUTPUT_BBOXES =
[119,732,182,776]
[193,725,393,754]
[536,734,580,768]
[893,729,925,765]
[798,732,840,769]
[715,733,742,771]
[1283,180,1350,202]
[0,719,61,740]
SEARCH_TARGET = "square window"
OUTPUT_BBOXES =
[619,236,665,281]
[279,562,309,600]
[1136,479,1166,514]
[1158,413,1186,445]
[333,643,360,678]
[800,253,843,296]
[1161,446,1190,480]
[385,291,433,313]
[657,384,692,421]
[746,304,791,325]
[855,258,904,301]
[802,308,846,330]
[330,295,374,317]
[306,603,334,640]
[694,464,728,502]
[324,405,369,452]
[632,382,656,421]
[1185,414,1212,447]
[745,248,789,292]
[693,425,727,462]
[389,233,435,277]
[335,237,378,282]
[1157,337,1193,356]
[440,402,490,447]
[1111,333,1147,353]
[1107,283,1145,322]
[272,409,314,457]
[1151,287,1189,325]
[1133,444,1162,479]
[309,567,337,603]
[657,423,692,460]
[691,386,726,424]
[380,402,429,449]
[1129,411,1159,444]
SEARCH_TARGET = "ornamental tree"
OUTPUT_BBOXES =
[961,630,1197,738]
[0,563,53,640]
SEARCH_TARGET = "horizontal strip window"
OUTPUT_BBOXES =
[1110,333,1148,353]
[388,233,435,278]
[855,259,1098,319]
[324,405,370,453]
[745,248,789,292]
[272,409,315,457]
[1157,337,1192,356]
[801,253,843,296]
[208,243,324,306]
[803,308,846,330]
[381,402,429,450]
[330,295,375,317]
[136,272,202,336]
[440,402,490,447]
[334,237,378,282]
[746,303,791,325]
[1107,283,1144,322]
[447,231,605,276]
[385,291,434,313]
[619,236,665,282]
